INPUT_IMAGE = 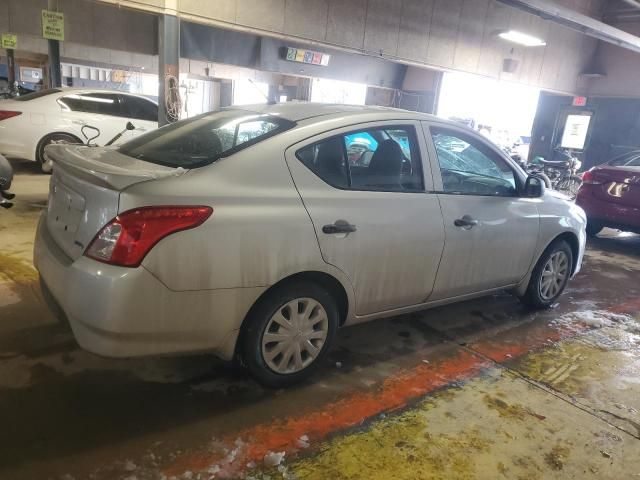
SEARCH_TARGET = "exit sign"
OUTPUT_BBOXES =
[572,96,587,107]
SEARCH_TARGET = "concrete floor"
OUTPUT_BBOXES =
[1,158,640,480]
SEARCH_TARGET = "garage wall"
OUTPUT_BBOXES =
[176,0,598,94]
[0,0,157,69]
[587,21,640,98]
[89,0,600,95]
[0,0,606,94]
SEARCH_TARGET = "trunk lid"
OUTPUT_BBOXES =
[590,165,640,208]
[45,145,186,260]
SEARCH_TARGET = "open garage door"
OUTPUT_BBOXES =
[437,71,541,160]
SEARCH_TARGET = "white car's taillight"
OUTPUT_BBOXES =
[0,110,22,121]
[85,206,213,267]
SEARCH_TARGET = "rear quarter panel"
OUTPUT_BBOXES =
[121,138,355,301]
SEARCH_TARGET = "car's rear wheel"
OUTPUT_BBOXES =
[241,281,338,388]
[36,133,81,174]
[586,220,603,237]
[520,240,573,309]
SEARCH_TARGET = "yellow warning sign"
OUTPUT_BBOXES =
[42,10,64,41]
[1,33,17,49]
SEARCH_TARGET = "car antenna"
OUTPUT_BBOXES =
[248,78,277,105]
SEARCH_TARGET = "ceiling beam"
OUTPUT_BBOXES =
[497,0,640,53]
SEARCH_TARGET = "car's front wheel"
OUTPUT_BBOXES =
[240,281,338,388]
[520,240,573,309]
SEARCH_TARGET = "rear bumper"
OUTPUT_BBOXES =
[0,129,34,161]
[576,187,640,230]
[33,214,266,360]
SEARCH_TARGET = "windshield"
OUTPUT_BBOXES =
[119,110,294,168]
[13,89,62,101]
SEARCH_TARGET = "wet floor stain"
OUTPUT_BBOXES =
[0,251,38,287]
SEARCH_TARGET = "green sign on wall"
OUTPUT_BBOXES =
[42,10,64,41]
[1,33,18,49]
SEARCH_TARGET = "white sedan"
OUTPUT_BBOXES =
[0,88,158,172]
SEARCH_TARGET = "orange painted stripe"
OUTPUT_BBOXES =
[163,308,617,477]
[164,349,490,477]
[610,298,640,315]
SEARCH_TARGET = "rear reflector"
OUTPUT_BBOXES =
[85,206,213,267]
[582,169,602,185]
[0,110,22,121]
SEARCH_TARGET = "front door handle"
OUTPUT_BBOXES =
[322,221,357,234]
[454,215,479,229]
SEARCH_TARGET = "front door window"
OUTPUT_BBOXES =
[431,127,517,196]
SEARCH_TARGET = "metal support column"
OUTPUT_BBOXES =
[6,49,16,87]
[47,40,61,87]
[158,14,180,126]
[47,0,62,88]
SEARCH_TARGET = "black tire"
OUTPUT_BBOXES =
[36,133,81,174]
[586,220,603,237]
[536,172,552,189]
[240,281,338,388]
[557,175,582,200]
[520,240,573,310]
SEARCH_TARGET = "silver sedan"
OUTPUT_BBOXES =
[34,104,586,387]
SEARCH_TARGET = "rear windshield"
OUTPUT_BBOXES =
[14,89,62,101]
[119,110,295,168]
[609,151,640,167]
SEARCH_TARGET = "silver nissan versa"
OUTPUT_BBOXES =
[34,103,586,387]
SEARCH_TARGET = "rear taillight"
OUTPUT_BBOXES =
[85,206,213,267]
[0,110,22,121]
[582,169,602,185]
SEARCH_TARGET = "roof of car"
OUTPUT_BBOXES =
[229,102,438,122]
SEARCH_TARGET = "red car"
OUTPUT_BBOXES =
[576,151,640,236]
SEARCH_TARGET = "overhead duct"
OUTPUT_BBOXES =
[620,0,640,9]
[497,0,640,53]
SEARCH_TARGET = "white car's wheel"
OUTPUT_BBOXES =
[36,133,81,174]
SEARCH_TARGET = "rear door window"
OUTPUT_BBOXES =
[296,125,424,192]
[119,110,294,168]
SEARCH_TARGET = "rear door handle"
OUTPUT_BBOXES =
[454,216,479,229]
[322,222,357,234]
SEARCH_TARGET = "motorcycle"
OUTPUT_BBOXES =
[535,149,583,200]
[0,153,15,209]
[512,148,582,200]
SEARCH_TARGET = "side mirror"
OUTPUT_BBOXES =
[524,175,545,198]
[126,121,135,131]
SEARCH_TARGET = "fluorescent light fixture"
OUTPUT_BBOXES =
[498,30,546,47]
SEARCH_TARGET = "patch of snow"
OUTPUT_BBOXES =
[296,435,310,449]
[263,451,285,467]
